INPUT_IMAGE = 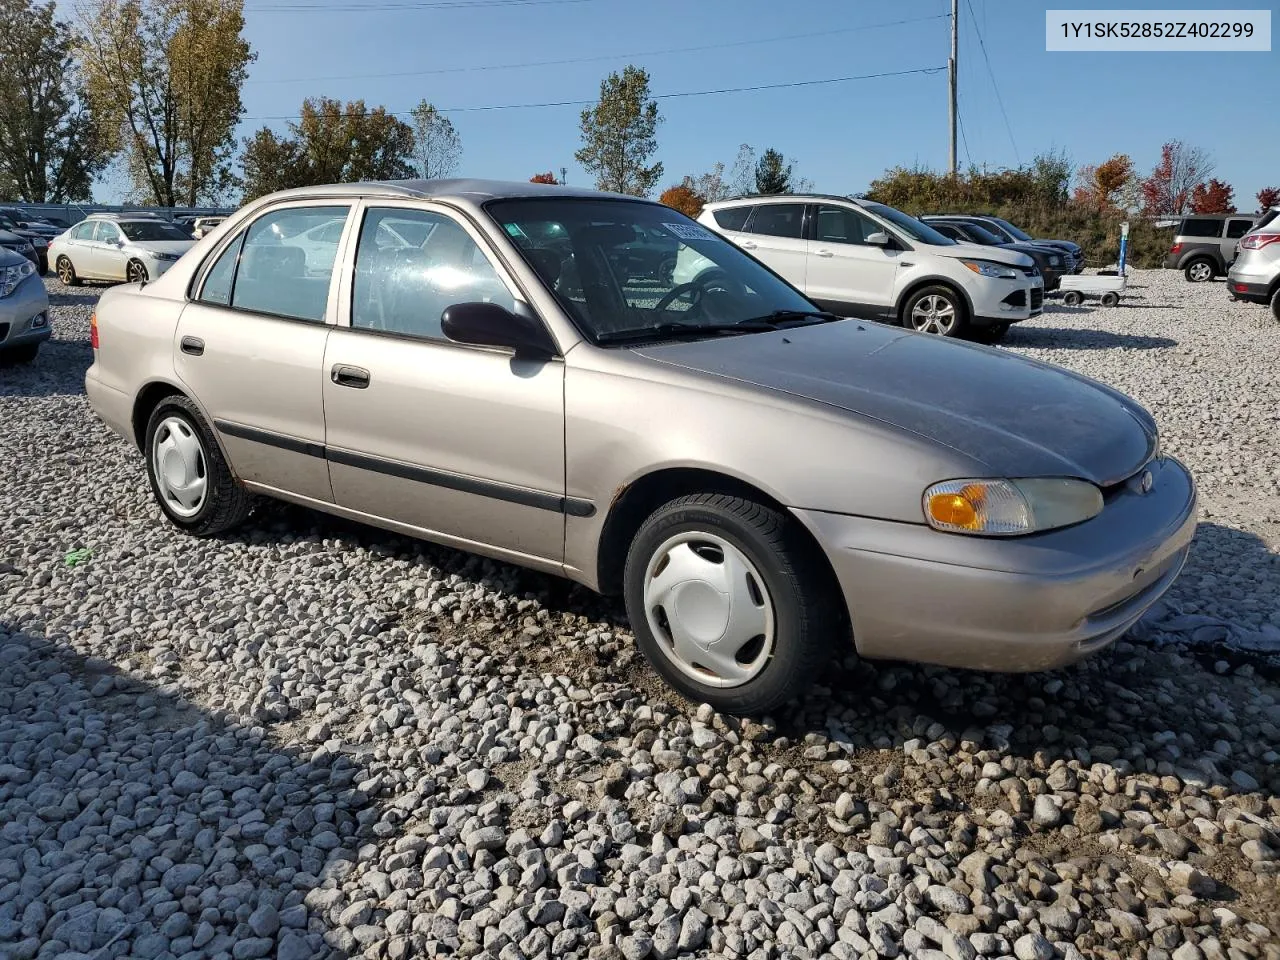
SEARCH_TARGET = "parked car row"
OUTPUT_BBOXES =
[49,213,197,286]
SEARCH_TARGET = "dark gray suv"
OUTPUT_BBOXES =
[1164,213,1259,281]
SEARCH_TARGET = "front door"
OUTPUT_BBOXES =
[85,221,123,279]
[806,204,899,316]
[736,202,809,290]
[322,203,567,566]
[174,202,353,503]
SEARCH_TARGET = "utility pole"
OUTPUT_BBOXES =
[948,0,958,176]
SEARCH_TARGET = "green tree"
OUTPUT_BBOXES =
[78,0,255,206]
[409,100,461,180]
[241,98,416,200]
[0,0,108,202]
[754,148,792,195]
[1029,148,1072,205]
[575,65,662,197]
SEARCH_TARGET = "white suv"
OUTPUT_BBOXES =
[689,195,1043,340]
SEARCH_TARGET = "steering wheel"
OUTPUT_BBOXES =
[654,281,704,313]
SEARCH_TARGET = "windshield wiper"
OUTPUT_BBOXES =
[595,321,778,345]
[747,309,844,326]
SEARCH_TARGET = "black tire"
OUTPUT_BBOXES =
[1062,290,1084,307]
[623,493,842,715]
[1100,292,1120,307]
[1271,287,1280,324]
[974,322,1010,344]
[144,395,251,536]
[0,343,39,365]
[1184,259,1215,283]
[901,284,968,337]
[56,256,80,286]
[126,259,149,284]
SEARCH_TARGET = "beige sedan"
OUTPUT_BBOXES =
[85,180,1196,714]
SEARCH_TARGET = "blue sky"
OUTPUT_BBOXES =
[126,0,1280,205]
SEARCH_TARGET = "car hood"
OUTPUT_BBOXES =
[638,322,1156,486]
[1037,239,1081,254]
[129,240,196,255]
[923,242,1033,268]
[0,229,31,246]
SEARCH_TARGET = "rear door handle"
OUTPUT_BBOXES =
[740,240,757,250]
[331,364,370,389]
[815,249,833,258]
[180,336,204,356]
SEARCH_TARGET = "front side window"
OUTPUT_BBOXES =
[230,206,349,322]
[488,198,821,344]
[748,204,805,239]
[1226,218,1254,239]
[814,205,878,245]
[352,207,514,340]
[94,223,121,243]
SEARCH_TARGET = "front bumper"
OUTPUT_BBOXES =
[972,278,1043,327]
[795,455,1197,672]
[0,275,52,349]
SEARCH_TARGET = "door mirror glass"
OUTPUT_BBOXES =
[866,231,891,246]
[441,301,556,359]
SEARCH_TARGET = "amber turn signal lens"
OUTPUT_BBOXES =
[928,492,978,528]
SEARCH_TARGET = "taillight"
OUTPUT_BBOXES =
[90,311,98,349]
[1169,243,1183,254]
[1240,233,1280,250]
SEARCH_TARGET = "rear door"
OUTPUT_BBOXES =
[321,202,567,565]
[805,204,898,315]
[736,202,808,290]
[174,201,352,502]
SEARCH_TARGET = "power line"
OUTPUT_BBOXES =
[241,66,946,121]
[963,0,1018,164]
[247,13,948,85]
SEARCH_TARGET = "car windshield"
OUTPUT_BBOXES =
[120,221,192,241]
[0,217,17,230]
[860,203,956,246]
[988,217,1034,242]
[487,198,825,344]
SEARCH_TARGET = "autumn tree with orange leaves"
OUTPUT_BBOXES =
[529,171,558,184]
[1190,178,1235,214]
[1073,154,1134,208]
[1257,186,1280,211]
[659,183,704,218]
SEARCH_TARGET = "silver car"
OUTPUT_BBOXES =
[0,246,51,363]
[49,214,195,285]
[1227,212,1280,320]
[85,180,1196,714]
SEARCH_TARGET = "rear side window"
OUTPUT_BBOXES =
[748,204,805,239]
[1226,218,1254,239]
[198,233,244,306]
[1179,218,1222,238]
[712,206,752,231]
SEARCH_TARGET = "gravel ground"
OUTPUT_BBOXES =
[1,269,1278,960]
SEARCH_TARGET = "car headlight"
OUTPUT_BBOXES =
[923,478,1103,536]
[0,259,37,298]
[959,259,1019,280]
[150,252,181,262]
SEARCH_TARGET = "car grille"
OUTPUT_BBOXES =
[0,322,9,343]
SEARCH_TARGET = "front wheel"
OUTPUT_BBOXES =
[623,493,841,715]
[1184,259,1214,283]
[903,285,967,337]
[144,395,251,536]
[1100,291,1120,307]
[1062,290,1084,307]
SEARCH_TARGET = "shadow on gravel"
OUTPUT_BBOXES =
[47,290,100,308]
[0,623,368,959]
[0,343,92,398]
[1004,326,1178,350]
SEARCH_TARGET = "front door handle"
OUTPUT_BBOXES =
[331,364,370,389]
[740,240,758,249]
[180,336,204,356]
[815,249,834,258]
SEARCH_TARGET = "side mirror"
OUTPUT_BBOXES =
[441,301,557,359]
[866,231,891,247]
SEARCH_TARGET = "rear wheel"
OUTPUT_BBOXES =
[1100,292,1120,307]
[144,395,251,536]
[56,256,80,286]
[903,285,967,337]
[1270,287,1280,324]
[623,493,841,715]
[1184,259,1214,283]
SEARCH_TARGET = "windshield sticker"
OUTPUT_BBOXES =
[662,221,716,242]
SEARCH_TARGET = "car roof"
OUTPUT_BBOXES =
[255,178,647,206]
[705,194,858,209]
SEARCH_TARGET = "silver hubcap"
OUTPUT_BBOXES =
[910,294,957,335]
[1189,262,1211,281]
[643,532,775,688]
[58,260,72,281]
[152,417,207,518]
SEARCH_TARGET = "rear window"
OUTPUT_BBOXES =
[712,206,752,231]
[1178,218,1223,238]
